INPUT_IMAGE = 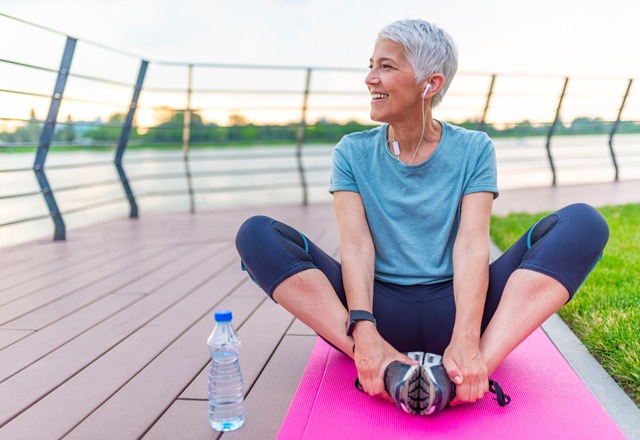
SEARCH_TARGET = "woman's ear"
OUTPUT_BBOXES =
[423,73,446,96]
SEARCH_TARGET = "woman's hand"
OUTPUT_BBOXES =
[443,336,489,406]
[352,322,418,402]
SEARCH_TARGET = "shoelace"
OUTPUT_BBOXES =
[489,379,511,407]
[354,377,511,407]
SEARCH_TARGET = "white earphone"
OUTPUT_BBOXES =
[421,83,432,98]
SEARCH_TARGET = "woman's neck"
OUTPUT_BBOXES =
[388,111,442,164]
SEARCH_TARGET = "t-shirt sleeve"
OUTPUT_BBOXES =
[329,141,359,194]
[463,136,499,199]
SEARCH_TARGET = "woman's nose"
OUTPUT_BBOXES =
[365,68,378,86]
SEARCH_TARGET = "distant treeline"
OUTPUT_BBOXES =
[3,109,640,147]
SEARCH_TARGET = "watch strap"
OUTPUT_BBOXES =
[346,310,376,336]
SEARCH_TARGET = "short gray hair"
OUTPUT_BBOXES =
[377,19,458,107]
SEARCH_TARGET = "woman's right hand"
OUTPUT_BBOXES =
[352,322,419,402]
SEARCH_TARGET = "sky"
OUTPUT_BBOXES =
[3,0,639,76]
[2,0,640,126]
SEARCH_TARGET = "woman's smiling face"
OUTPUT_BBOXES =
[365,39,423,124]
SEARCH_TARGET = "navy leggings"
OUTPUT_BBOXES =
[235,203,609,355]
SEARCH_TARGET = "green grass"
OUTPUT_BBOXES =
[490,204,640,405]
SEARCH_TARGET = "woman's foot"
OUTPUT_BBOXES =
[384,352,510,415]
[384,352,454,415]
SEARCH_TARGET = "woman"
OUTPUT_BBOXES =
[235,19,609,415]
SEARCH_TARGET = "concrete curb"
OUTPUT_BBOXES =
[542,314,640,439]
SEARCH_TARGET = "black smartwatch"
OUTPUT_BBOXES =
[346,310,377,336]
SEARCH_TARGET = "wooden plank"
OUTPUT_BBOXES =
[221,334,318,440]
[492,179,640,216]
[0,244,156,303]
[0,247,163,320]
[0,247,107,292]
[0,253,31,271]
[0,246,239,427]
[1,244,213,329]
[0,293,142,381]
[0,246,67,278]
[66,209,258,245]
[116,244,223,294]
[0,329,33,350]
[287,318,316,336]
[61,295,261,440]
[0,241,92,269]
[0,246,140,306]
[141,400,218,440]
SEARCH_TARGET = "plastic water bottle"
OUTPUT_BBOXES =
[207,310,244,431]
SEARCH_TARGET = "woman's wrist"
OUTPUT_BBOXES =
[451,324,481,343]
[352,319,377,335]
[352,321,380,348]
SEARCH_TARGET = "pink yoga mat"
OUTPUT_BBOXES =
[278,328,625,439]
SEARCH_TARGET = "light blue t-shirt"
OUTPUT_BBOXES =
[329,122,499,285]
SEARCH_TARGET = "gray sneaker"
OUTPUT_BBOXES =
[383,360,426,414]
[384,352,454,415]
[371,352,510,415]
[418,352,455,415]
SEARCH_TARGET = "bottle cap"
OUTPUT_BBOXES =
[214,310,233,322]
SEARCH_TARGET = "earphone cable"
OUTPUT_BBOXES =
[408,95,427,165]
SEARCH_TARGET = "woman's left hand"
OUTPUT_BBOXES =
[442,336,489,406]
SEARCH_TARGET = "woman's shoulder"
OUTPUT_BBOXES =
[441,121,494,157]
[335,124,385,153]
[442,121,491,144]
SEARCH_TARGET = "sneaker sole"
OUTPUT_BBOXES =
[395,365,428,415]
[422,365,438,415]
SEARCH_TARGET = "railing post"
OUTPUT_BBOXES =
[115,59,148,219]
[608,78,632,181]
[33,36,76,241]
[478,74,496,133]
[182,64,195,213]
[295,68,312,206]
[544,77,569,186]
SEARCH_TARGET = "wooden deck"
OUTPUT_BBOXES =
[1,179,639,440]
[0,203,339,440]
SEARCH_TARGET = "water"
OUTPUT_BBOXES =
[2,134,640,248]
[208,350,244,431]
[0,145,328,248]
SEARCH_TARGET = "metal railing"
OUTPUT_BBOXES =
[2,12,640,244]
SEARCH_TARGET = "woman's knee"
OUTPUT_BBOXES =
[235,215,274,255]
[522,203,609,298]
[529,204,608,250]
[557,203,609,251]
[236,215,309,258]
[234,215,316,297]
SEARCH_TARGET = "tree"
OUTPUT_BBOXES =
[8,109,42,144]
[566,117,608,134]
[228,112,248,127]
[83,113,126,141]
[143,107,207,143]
[54,115,76,143]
